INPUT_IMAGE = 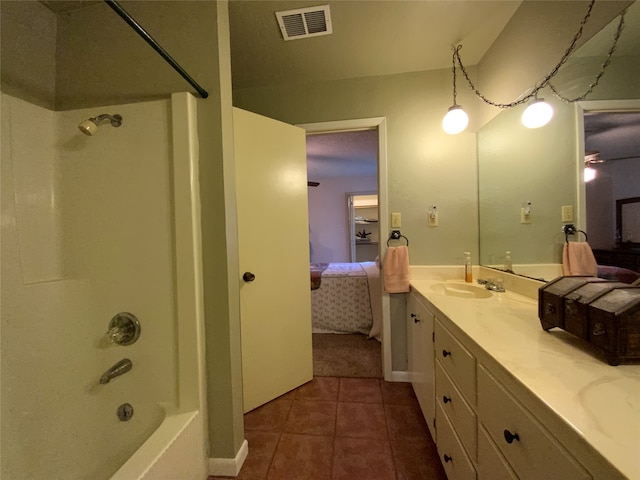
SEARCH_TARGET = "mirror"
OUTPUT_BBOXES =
[617,197,640,247]
[478,2,640,281]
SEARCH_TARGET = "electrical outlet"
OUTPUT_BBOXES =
[562,205,574,222]
[428,212,439,227]
[520,207,532,224]
[391,212,401,228]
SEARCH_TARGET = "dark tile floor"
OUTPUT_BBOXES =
[211,377,447,480]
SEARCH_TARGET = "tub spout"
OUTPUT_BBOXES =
[100,358,132,384]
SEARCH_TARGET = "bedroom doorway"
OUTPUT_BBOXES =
[300,117,392,380]
[349,193,379,263]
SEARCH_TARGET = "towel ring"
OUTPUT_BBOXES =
[563,224,588,243]
[387,230,409,247]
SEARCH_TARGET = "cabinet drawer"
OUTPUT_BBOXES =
[477,425,517,480]
[436,402,476,480]
[478,366,590,480]
[435,320,477,405]
[436,361,477,461]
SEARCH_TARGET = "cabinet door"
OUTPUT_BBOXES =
[478,365,590,480]
[436,402,477,480]
[478,425,518,480]
[407,292,435,439]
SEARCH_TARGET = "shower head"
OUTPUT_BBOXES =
[78,114,123,136]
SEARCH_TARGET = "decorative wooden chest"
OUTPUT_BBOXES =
[587,288,640,365]
[539,276,640,365]
[563,281,627,339]
[538,276,601,331]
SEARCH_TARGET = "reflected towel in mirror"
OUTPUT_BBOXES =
[563,242,598,277]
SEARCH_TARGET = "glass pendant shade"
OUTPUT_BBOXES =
[442,105,469,134]
[521,99,554,128]
[584,166,596,182]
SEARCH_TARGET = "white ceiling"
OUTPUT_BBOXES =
[306,129,378,180]
[229,0,521,89]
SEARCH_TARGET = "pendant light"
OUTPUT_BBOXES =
[442,46,468,135]
[521,98,554,128]
[441,1,626,132]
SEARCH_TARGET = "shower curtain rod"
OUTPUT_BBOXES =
[104,0,209,99]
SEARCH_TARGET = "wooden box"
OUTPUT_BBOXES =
[563,281,627,339]
[587,287,640,365]
[538,276,600,331]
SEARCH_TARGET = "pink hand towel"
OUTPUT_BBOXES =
[383,246,410,293]
[562,242,598,277]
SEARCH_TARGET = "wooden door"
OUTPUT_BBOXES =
[233,107,313,412]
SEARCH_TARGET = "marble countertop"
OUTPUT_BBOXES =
[409,271,640,480]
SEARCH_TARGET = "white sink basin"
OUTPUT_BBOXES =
[429,282,493,299]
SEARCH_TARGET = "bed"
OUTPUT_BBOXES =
[310,262,382,340]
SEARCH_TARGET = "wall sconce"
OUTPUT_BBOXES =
[521,201,532,224]
[441,1,625,135]
[428,205,439,227]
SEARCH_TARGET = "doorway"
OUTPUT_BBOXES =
[299,117,393,380]
[577,100,640,279]
[349,193,379,263]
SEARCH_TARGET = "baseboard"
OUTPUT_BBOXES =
[208,439,248,477]
[387,370,410,382]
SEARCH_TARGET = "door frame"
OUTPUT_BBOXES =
[574,99,640,229]
[298,117,393,381]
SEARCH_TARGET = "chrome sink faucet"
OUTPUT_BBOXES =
[100,358,132,384]
[477,278,505,292]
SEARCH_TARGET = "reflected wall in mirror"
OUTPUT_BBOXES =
[478,1,640,282]
[617,197,640,247]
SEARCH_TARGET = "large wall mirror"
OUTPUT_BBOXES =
[478,1,640,282]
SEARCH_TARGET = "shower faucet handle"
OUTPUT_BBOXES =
[105,312,141,346]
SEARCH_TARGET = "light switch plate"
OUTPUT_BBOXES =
[428,212,438,227]
[391,212,401,228]
[562,205,574,222]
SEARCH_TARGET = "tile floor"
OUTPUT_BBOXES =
[211,377,447,480]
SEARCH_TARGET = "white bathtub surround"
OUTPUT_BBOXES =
[110,410,206,480]
[2,92,207,480]
[208,440,249,477]
[410,274,640,479]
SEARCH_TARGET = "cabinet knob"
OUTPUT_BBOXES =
[443,454,452,463]
[503,429,520,444]
[411,313,420,323]
[242,272,256,282]
[442,349,451,358]
[443,395,451,404]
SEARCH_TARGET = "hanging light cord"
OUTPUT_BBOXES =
[452,0,626,108]
[450,45,459,106]
[549,12,625,102]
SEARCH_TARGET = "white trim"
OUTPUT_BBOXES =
[574,99,640,228]
[297,117,393,381]
[208,440,249,477]
[389,370,411,383]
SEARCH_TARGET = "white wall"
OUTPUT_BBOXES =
[1,94,177,480]
[308,175,377,263]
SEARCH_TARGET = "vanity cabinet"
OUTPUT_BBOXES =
[477,366,589,480]
[411,299,596,480]
[434,319,478,479]
[407,290,435,438]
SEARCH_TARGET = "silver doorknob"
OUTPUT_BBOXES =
[243,272,256,282]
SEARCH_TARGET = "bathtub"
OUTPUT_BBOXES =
[110,409,206,480]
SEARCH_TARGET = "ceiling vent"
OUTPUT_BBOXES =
[275,5,332,41]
